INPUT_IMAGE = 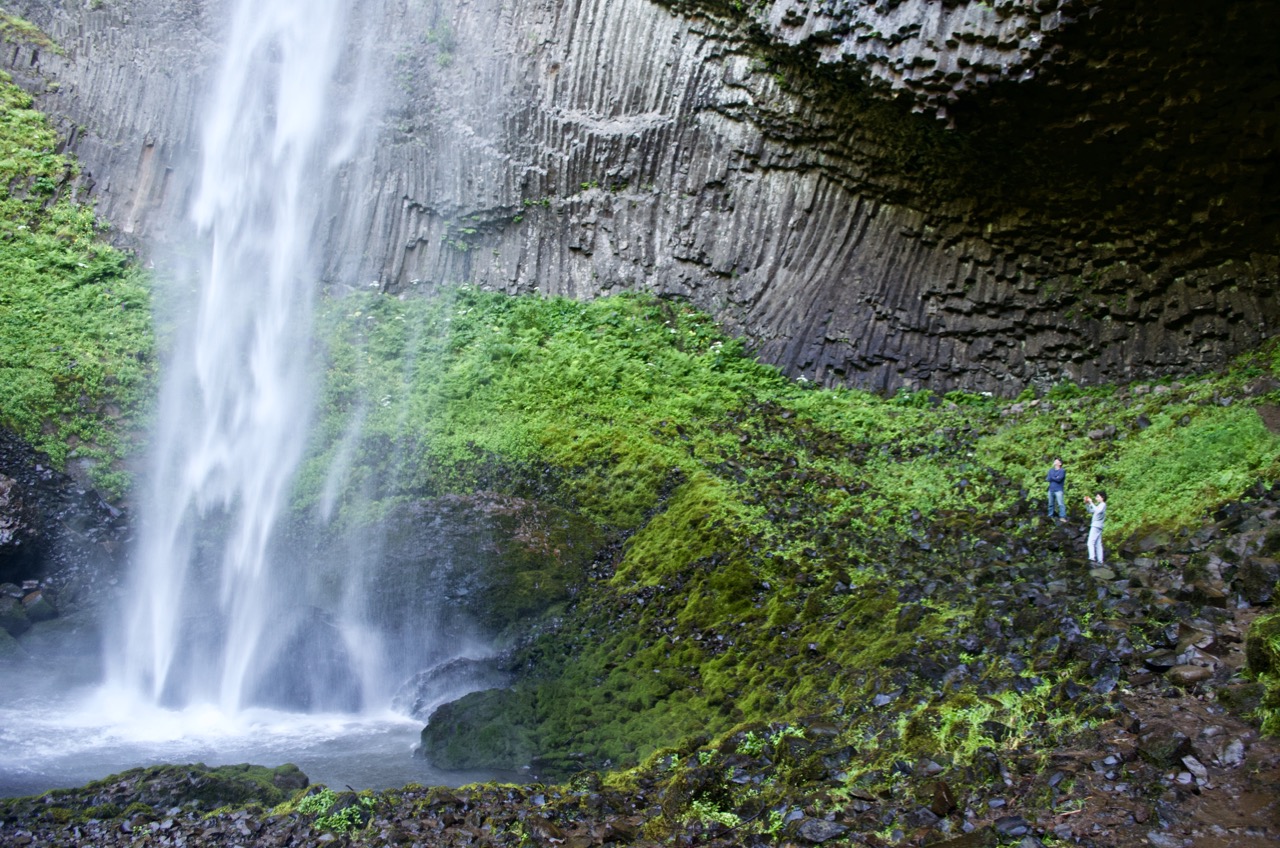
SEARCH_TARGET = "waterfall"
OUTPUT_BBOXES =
[109,0,379,712]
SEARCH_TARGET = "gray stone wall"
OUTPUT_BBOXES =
[3,0,1276,394]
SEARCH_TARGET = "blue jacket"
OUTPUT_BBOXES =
[1046,468,1066,493]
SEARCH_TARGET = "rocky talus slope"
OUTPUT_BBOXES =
[1,0,1276,394]
[3,484,1278,847]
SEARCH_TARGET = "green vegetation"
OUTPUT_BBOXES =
[0,763,305,825]
[295,788,376,834]
[308,284,1280,553]
[1248,610,1280,735]
[0,12,61,53]
[310,285,1280,773]
[0,67,153,496]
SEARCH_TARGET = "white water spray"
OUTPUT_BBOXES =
[110,0,376,712]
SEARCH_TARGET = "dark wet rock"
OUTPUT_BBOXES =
[903,805,940,829]
[0,595,31,638]
[393,656,511,722]
[19,589,57,622]
[1143,650,1180,672]
[419,686,539,771]
[931,780,958,816]
[0,473,41,579]
[1136,530,1175,552]
[993,815,1030,838]
[794,817,848,843]
[1237,556,1279,604]
[1087,425,1117,441]
[0,429,129,587]
[1137,725,1192,768]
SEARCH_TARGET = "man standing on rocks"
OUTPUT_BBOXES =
[1046,458,1067,520]
[1085,490,1106,563]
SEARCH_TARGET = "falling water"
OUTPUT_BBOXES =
[109,0,376,712]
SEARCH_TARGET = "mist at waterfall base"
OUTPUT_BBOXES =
[0,0,509,796]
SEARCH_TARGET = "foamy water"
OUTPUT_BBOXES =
[0,684,499,798]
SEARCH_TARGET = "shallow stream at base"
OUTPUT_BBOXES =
[0,684,507,798]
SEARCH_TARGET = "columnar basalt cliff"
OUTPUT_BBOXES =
[3,0,1277,394]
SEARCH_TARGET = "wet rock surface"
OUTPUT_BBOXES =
[0,429,130,660]
[294,491,606,646]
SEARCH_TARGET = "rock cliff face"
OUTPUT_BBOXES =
[4,0,1277,394]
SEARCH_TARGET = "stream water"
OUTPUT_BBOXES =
[1,0,500,796]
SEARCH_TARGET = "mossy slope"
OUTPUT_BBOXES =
[307,286,1280,775]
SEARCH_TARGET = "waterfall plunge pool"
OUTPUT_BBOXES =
[0,683,508,799]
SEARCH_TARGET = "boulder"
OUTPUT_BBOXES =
[794,817,849,843]
[392,656,511,721]
[0,595,31,637]
[419,687,539,771]
[1245,613,1280,676]
[1137,724,1192,768]
[1166,665,1213,687]
[20,589,57,622]
[1237,556,1279,604]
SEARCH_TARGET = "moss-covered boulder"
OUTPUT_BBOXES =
[419,687,539,770]
[0,763,308,824]
[1246,611,1280,677]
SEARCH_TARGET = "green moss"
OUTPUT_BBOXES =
[1247,611,1280,736]
[343,289,1280,776]
[420,688,539,769]
[614,473,746,586]
[0,13,62,54]
[1100,406,1280,538]
[0,68,154,496]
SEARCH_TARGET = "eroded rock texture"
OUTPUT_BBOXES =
[3,0,1277,393]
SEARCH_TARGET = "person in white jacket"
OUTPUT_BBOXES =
[1084,491,1107,564]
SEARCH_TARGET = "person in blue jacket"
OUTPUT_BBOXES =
[1046,458,1066,520]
